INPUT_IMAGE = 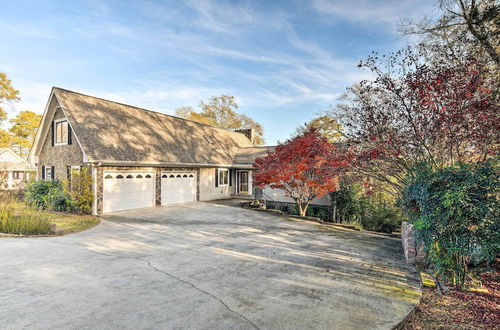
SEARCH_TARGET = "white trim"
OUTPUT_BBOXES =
[218,168,229,186]
[29,90,89,163]
[29,89,56,163]
[236,170,250,194]
[54,118,69,146]
[92,165,97,215]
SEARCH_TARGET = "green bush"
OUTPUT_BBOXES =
[359,205,402,233]
[330,183,363,223]
[400,161,499,289]
[25,180,72,212]
[65,168,93,214]
[0,205,51,235]
[47,187,72,212]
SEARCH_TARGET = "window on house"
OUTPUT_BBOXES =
[219,169,229,186]
[204,135,214,144]
[12,171,22,180]
[55,120,68,145]
[45,166,53,180]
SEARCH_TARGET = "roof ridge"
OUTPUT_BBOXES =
[52,86,253,139]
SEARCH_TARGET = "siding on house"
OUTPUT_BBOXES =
[37,107,84,180]
[198,168,236,201]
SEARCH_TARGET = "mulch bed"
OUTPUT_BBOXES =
[403,271,500,329]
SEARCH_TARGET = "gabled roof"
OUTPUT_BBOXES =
[233,146,276,166]
[0,148,35,170]
[40,87,255,166]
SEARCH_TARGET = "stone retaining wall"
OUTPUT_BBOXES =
[401,221,426,265]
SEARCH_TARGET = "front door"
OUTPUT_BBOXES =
[238,171,249,194]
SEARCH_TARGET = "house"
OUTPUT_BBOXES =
[29,87,271,215]
[0,148,36,190]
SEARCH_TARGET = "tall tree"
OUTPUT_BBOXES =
[199,95,241,129]
[402,0,499,67]
[336,48,499,195]
[9,110,42,154]
[0,129,14,148]
[174,106,195,119]
[294,114,343,143]
[0,72,20,123]
[176,95,265,145]
[253,129,352,216]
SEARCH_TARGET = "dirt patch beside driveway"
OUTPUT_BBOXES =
[0,202,420,330]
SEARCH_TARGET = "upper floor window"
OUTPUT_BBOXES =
[55,119,68,145]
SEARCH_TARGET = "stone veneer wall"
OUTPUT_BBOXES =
[95,166,200,215]
[401,221,426,265]
[38,107,85,180]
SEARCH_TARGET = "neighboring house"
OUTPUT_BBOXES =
[0,148,36,190]
[29,87,267,215]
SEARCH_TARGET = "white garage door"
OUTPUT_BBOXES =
[161,172,197,205]
[103,171,155,213]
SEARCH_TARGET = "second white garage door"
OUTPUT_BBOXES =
[161,172,197,205]
[103,171,155,213]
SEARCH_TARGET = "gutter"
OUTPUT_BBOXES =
[90,160,256,170]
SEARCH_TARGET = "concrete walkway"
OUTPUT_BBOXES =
[0,202,420,330]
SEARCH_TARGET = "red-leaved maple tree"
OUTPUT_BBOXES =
[253,129,352,216]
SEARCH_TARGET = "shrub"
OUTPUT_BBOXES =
[25,180,72,212]
[359,205,402,233]
[65,168,93,214]
[400,161,499,289]
[330,183,363,223]
[0,204,51,235]
[47,187,72,212]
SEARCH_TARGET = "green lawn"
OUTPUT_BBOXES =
[47,212,100,234]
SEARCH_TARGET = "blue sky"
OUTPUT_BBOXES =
[1,0,434,144]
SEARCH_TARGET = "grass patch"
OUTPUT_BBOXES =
[0,205,51,235]
[49,213,100,234]
[1,192,99,236]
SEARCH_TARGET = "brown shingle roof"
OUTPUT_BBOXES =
[233,146,276,165]
[53,88,255,166]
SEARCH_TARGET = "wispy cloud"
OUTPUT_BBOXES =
[311,0,434,27]
[0,21,58,39]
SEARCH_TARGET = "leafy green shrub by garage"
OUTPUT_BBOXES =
[66,167,93,214]
[25,180,72,212]
[401,161,499,289]
[0,205,51,235]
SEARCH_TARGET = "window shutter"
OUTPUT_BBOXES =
[51,121,55,146]
[215,169,218,187]
[51,166,55,180]
[68,124,72,145]
[41,166,45,180]
[229,169,233,186]
[66,166,71,180]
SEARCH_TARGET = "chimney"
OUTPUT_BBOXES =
[235,128,254,143]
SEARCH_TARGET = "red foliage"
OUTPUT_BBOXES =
[253,130,352,215]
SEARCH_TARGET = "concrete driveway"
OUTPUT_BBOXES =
[0,202,420,330]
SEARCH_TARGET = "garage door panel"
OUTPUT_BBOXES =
[103,171,155,213]
[161,172,196,206]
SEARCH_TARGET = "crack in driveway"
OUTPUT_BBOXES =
[137,257,260,330]
[54,241,260,330]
